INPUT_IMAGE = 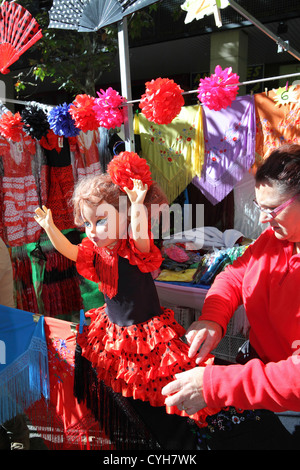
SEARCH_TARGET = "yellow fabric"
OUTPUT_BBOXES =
[156,268,197,282]
[135,105,205,202]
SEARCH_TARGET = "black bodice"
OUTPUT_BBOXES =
[104,256,161,327]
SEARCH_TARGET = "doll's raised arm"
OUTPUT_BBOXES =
[34,206,79,262]
[124,179,150,253]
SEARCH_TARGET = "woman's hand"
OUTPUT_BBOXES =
[162,367,206,415]
[34,205,54,231]
[186,320,223,364]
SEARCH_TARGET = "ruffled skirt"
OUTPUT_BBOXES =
[76,306,220,427]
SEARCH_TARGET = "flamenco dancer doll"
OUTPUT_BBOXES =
[34,152,219,449]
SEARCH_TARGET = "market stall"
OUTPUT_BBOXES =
[1,0,300,451]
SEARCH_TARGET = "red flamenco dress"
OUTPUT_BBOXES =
[74,236,219,446]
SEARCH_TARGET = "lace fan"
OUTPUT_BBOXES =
[0,1,43,74]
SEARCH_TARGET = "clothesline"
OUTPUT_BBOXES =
[124,71,300,105]
[1,70,300,110]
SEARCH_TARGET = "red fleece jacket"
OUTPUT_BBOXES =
[201,227,300,412]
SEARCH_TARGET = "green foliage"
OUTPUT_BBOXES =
[13,0,161,99]
[15,1,119,97]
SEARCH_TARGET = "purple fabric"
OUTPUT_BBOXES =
[193,95,256,205]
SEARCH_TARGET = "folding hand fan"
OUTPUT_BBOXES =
[49,0,159,32]
[78,0,123,32]
[48,0,90,30]
[0,1,43,74]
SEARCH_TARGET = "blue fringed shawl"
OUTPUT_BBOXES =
[0,306,49,425]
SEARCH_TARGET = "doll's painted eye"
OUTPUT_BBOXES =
[83,221,91,228]
[96,218,108,226]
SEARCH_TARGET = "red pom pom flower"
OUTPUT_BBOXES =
[39,129,62,153]
[107,151,152,192]
[0,111,26,142]
[139,77,184,125]
[197,65,239,111]
[69,94,99,133]
[93,87,125,129]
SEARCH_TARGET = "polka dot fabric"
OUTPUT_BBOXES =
[77,306,220,427]
[0,1,42,74]
[49,0,90,30]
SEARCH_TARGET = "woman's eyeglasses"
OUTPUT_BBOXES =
[253,194,298,220]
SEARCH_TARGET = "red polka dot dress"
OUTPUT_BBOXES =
[75,236,219,427]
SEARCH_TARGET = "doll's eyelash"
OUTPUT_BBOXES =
[83,218,107,228]
[96,218,107,225]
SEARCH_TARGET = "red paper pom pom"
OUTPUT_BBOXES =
[69,94,99,133]
[197,65,239,111]
[107,151,152,191]
[139,77,184,125]
[0,111,26,142]
[39,129,62,152]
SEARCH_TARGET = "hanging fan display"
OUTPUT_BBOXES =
[48,0,90,30]
[49,0,160,151]
[0,1,43,74]
[49,0,159,32]
[78,0,123,31]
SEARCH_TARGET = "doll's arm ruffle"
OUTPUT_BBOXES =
[76,238,100,283]
[121,234,162,273]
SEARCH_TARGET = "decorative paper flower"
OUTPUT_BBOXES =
[0,111,26,142]
[39,129,62,152]
[197,65,239,111]
[93,87,125,129]
[107,151,152,191]
[69,94,99,132]
[48,103,80,138]
[273,85,298,107]
[139,77,184,125]
[21,104,50,140]
[181,0,229,25]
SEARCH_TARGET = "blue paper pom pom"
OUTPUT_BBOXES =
[48,103,80,138]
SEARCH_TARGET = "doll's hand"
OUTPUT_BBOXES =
[124,179,148,205]
[34,205,54,231]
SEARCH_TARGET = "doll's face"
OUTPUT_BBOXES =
[81,201,127,248]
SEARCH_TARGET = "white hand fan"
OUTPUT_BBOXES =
[78,0,123,32]
[48,0,90,30]
[0,1,42,74]
[49,0,159,32]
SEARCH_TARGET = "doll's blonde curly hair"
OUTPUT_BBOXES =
[72,172,168,227]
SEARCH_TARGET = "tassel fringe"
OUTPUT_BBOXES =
[0,336,49,425]
[74,344,161,450]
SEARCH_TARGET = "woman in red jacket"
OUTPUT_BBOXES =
[162,144,300,449]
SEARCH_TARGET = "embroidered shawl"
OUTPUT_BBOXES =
[193,95,256,205]
[254,85,300,165]
[135,105,205,203]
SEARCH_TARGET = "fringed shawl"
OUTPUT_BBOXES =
[76,236,163,299]
[135,105,205,203]
[0,306,49,425]
[193,95,256,205]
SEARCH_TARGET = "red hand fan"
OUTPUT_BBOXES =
[0,1,42,74]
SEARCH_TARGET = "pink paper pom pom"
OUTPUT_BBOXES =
[197,66,239,111]
[139,77,184,125]
[69,94,99,133]
[93,87,125,129]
